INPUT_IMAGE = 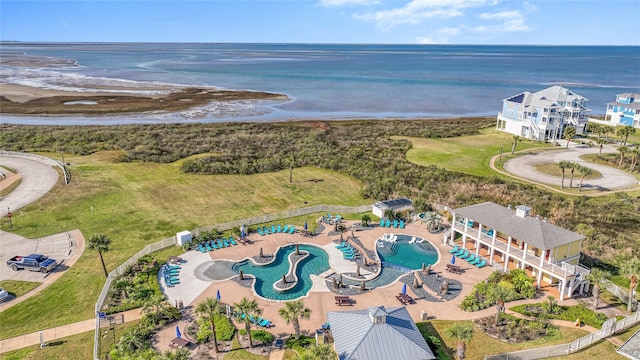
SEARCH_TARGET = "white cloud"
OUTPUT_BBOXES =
[319,0,378,7]
[474,10,530,33]
[479,10,521,20]
[523,2,538,12]
[355,0,494,29]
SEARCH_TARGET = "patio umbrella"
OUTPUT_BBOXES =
[176,326,182,339]
[402,282,407,294]
[304,221,308,230]
[451,254,456,265]
[241,227,245,237]
[216,289,221,301]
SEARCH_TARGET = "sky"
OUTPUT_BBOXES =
[1,0,639,45]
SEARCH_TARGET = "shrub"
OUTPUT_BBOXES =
[251,329,274,343]
[196,314,235,343]
[510,303,608,329]
[286,335,315,352]
[461,270,537,312]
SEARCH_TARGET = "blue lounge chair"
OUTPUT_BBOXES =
[379,219,385,227]
[467,221,474,227]
[344,253,355,260]
[336,241,348,249]
[453,247,466,256]
[393,219,398,228]
[198,244,207,253]
[229,236,238,245]
[399,220,405,229]
[456,249,469,258]
[271,225,276,234]
[205,241,213,251]
[475,259,487,268]
[465,254,477,263]
[448,245,460,254]
[469,257,482,266]
[257,228,265,236]
[277,224,282,233]
[223,239,230,247]
[282,225,290,233]
[258,317,272,328]
[263,226,271,234]
[385,219,391,227]
[289,226,295,234]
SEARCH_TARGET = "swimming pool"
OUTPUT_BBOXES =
[236,244,330,300]
[377,234,439,270]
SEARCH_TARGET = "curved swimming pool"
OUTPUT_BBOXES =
[377,234,439,270]
[236,244,330,300]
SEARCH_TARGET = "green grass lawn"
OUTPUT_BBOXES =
[0,281,41,298]
[0,151,368,340]
[532,162,602,180]
[398,129,550,177]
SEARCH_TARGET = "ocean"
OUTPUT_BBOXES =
[1,43,639,125]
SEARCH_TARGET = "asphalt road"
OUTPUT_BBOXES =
[0,155,59,217]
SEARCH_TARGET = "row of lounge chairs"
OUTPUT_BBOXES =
[379,218,405,229]
[448,245,487,268]
[321,213,342,225]
[163,263,181,287]
[257,224,296,236]
[238,313,273,328]
[336,241,360,261]
[197,236,238,252]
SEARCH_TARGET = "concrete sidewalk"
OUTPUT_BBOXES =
[0,309,142,354]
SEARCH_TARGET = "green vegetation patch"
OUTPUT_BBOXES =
[510,302,609,329]
[532,162,601,180]
[0,280,41,298]
[460,270,536,312]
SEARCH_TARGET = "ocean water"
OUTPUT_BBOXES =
[1,43,639,125]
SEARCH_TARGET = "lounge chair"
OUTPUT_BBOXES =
[475,259,487,268]
[399,220,405,228]
[282,225,290,233]
[277,224,282,233]
[258,317,272,328]
[205,241,213,251]
[223,239,231,247]
[288,226,295,234]
[344,253,355,260]
[379,219,385,227]
[452,247,466,256]
[271,225,276,234]
[465,254,477,263]
[341,245,354,253]
[393,219,398,228]
[229,236,237,245]
[468,256,481,265]
[448,245,460,254]
[257,228,265,236]
[263,226,271,234]
[385,219,391,228]
[197,244,207,253]
[336,241,348,249]
[456,249,469,258]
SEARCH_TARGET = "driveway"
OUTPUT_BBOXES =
[0,155,59,217]
[503,142,638,191]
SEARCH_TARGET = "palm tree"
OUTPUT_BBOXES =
[618,125,636,146]
[445,323,474,359]
[576,164,593,192]
[361,214,371,227]
[88,234,111,278]
[620,259,640,312]
[425,212,442,233]
[383,209,395,220]
[618,146,629,168]
[117,326,149,353]
[629,147,640,172]
[564,126,576,148]
[511,135,520,154]
[568,162,577,188]
[234,297,262,348]
[278,299,312,337]
[308,344,337,360]
[587,123,602,140]
[112,278,134,300]
[141,294,173,323]
[196,297,222,352]
[596,138,607,159]
[587,268,610,310]
[557,161,571,188]
[162,347,190,360]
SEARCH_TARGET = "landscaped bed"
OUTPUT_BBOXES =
[510,299,609,329]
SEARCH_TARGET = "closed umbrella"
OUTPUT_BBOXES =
[402,282,407,294]
[216,289,221,301]
[176,326,182,339]
[451,254,456,265]
[304,221,308,230]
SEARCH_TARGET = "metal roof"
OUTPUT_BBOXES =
[373,198,413,210]
[618,329,640,360]
[327,306,435,360]
[452,202,584,250]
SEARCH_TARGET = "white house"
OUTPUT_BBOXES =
[604,93,640,129]
[496,86,591,141]
[449,202,590,300]
[372,198,412,218]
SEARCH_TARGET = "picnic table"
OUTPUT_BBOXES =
[334,296,352,306]
[446,264,463,274]
[168,256,183,264]
[396,293,414,305]
[170,337,190,348]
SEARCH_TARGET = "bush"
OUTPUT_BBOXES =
[461,270,536,312]
[510,303,608,329]
[286,335,315,352]
[196,314,235,343]
[251,329,274,343]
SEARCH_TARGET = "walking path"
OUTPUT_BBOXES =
[491,140,639,195]
[0,155,60,217]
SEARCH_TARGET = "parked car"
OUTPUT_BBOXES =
[0,288,10,303]
[7,254,58,273]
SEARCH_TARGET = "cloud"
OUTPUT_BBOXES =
[416,27,460,44]
[479,10,521,20]
[474,10,530,32]
[355,0,494,29]
[319,0,378,7]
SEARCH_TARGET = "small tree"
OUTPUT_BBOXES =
[361,214,371,227]
[576,164,593,192]
[618,125,636,146]
[196,297,222,353]
[557,161,571,189]
[308,344,337,360]
[618,146,629,168]
[564,126,576,148]
[629,147,640,172]
[233,297,262,348]
[596,138,607,158]
[278,299,312,337]
[445,323,474,359]
[542,295,559,314]
[568,162,577,188]
[620,259,640,312]
[88,234,111,278]
[511,135,520,154]
[587,268,610,310]
[383,208,395,220]
[142,294,175,324]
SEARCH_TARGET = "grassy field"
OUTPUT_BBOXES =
[532,162,602,180]
[0,281,41,298]
[0,151,368,340]
[398,129,550,177]
[423,320,600,360]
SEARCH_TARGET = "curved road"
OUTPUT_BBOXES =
[503,142,638,191]
[0,156,59,217]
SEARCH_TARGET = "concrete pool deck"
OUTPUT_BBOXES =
[160,219,497,341]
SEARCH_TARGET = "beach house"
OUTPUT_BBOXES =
[327,306,435,360]
[496,86,590,141]
[449,202,590,300]
[604,93,640,128]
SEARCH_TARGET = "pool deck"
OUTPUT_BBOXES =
[154,219,509,350]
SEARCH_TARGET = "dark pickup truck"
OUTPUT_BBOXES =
[7,254,58,273]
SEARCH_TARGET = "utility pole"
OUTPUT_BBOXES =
[499,146,503,163]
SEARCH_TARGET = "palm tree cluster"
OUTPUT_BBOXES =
[557,161,593,191]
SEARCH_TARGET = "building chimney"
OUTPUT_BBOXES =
[515,205,532,218]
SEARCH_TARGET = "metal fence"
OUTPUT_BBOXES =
[484,312,640,360]
[605,280,638,311]
[93,203,372,359]
[1,150,70,184]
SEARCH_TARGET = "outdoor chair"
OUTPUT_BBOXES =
[399,220,405,228]
[379,219,385,227]
[465,254,477,263]
[205,242,213,251]
[475,259,487,268]
[448,245,460,254]
[288,226,295,234]
[393,219,398,228]
[282,225,290,233]
[229,236,238,245]
[263,226,270,234]
[336,241,348,249]
[469,256,482,266]
[257,228,265,236]
[455,249,469,258]
[385,219,391,227]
